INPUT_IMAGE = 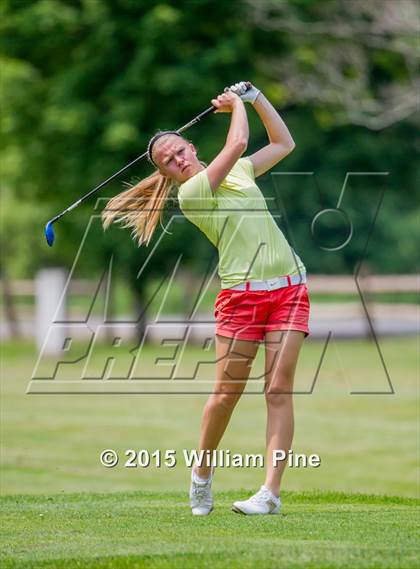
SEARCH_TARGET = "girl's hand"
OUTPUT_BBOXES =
[211,91,243,113]
[225,81,261,105]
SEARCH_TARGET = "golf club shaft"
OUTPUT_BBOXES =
[44,81,252,245]
[48,105,216,225]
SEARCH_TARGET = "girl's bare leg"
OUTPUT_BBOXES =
[194,334,260,479]
[263,330,305,496]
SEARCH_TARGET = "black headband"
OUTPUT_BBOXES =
[147,130,182,168]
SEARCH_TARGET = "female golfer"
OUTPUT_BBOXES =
[103,82,310,516]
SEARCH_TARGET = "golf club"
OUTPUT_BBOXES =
[44,82,252,246]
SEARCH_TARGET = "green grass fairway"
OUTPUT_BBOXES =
[1,338,419,567]
[1,490,418,568]
[2,338,418,497]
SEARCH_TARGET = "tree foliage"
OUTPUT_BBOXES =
[1,0,418,287]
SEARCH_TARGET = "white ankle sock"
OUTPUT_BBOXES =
[262,485,280,501]
[193,469,211,483]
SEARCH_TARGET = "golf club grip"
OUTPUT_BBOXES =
[197,83,252,122]
[197,106,217,120]
[178,82,252,131]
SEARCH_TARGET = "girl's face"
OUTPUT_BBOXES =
[153,135,204,183]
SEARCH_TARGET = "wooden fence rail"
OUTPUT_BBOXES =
[4,274,419,296]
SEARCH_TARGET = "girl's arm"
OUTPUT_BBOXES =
[205,91,249,192]
[248,92,295,178]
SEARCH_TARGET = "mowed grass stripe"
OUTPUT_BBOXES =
[1,491,419,568]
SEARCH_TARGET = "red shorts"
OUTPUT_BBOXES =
[214,283,310,342]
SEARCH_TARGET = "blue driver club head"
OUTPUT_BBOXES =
[44,222,55,247]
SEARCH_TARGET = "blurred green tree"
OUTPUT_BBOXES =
[1,0,418,309]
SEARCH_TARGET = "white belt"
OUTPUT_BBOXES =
[228,272,306,292]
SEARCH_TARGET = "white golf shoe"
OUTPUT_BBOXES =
[232,485,281,515]
[189,467,215,515]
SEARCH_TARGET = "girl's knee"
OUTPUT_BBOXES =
[209,390,242,411]
[264,390,293,408]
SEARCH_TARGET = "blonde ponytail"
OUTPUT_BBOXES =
[101,169,178,247]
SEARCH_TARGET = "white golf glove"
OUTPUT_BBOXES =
[224,81,261,104]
